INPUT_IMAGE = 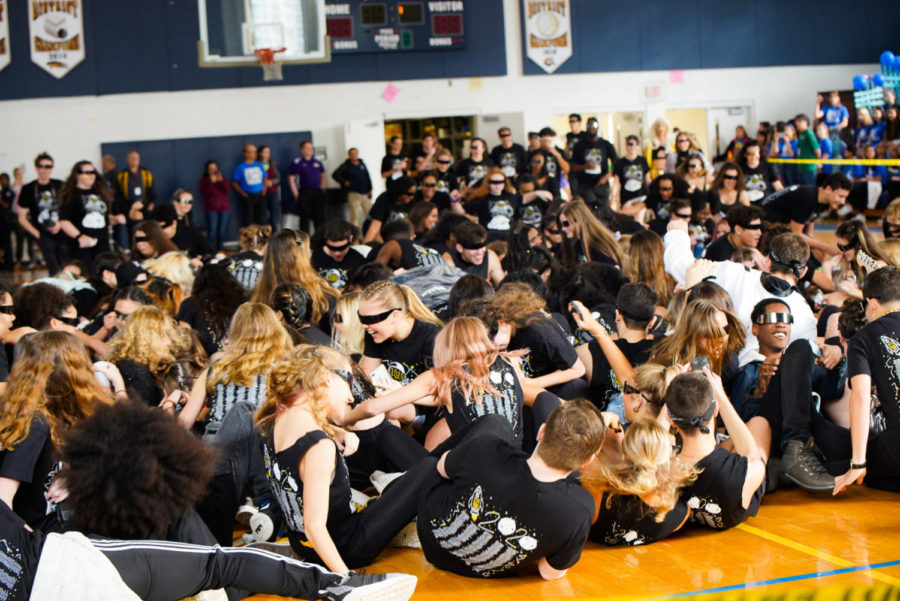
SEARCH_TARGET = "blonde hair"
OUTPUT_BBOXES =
[480,282,545,329]
[561,199,624,267]
[0,332,112,450]
[332,291,365,355]
[360,280,443,327]
[878,239,900,269]
[239,225,272,251]
[143,251,194,293]
[251,229,338,322]
[630,363,681,416]
[207,303,293,390]
[432,317,500,411]
[649,299,745,374]
[583,419,698,520]
[255,345,350,437]
[106,305,194,375]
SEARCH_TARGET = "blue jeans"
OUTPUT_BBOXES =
[265,192,280,232]
[207,210,229,250]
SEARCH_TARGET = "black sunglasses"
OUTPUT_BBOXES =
[422,183,436,188]
[326,241,351,251]
[56,315,80,327]
[134,235,149,242]
[545,226,560,235]
[674,212,692,219]
[837,240,858,252]
[488,179,505,185]
[722,174,738,180]
[37,163,53,169]
[740,223,764,230]
[559,218,571,228]
[623,382,653,403]
[78,169,97,175]
[358,308,400,325]
[332,369,353,386]
[0,305,14,315]
[437,159,451,164]
[460,241,486,250]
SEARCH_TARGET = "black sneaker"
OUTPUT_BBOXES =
[765,456,784,494]
[322,572,417,601]
[782,439,834,492]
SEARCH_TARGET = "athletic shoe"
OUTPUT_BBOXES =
[389,521,421,549]
[236,497,258,526]
[247,510,274,543]
[245,540,302,560]
[782,439,834,492]
[765,456,784,494]
[370,470,405,494]
[321,572,417,601]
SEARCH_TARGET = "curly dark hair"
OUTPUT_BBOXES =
[192,263,247,340]
[13,282,75,329]
[59,399,218,539]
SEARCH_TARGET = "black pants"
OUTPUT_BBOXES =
[94,538,343,601]
[522,391,562,453]
[241,193,266,227]
[345,419,428,490]
[758,341,852,474]
[297,189,326,234]
[35,233,69,275]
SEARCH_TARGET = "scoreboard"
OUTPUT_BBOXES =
[325,1,466,53]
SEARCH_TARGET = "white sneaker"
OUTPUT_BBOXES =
[235,497,258,526]
[369,470,405,494]
[247,511,274,542]
[322,573,417,601]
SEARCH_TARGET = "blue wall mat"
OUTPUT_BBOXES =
[101,130,311,243]
[0,1,506,100]
[523,0,899,76]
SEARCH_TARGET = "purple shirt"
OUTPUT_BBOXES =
[289,156,324,190]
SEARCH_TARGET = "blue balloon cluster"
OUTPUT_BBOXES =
[853,74,868,91]
[881,50,895,67]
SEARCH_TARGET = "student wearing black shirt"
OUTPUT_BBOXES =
[571,118,618,205]
[703,205,764,262]
[614,135,651,205]
[380,135,408,182]
[414,173,453,215]
[491,127,528,179]
[374,219,445,270]
[432,150,460,199]
[529,127,570,181]
[312,219,368,291]
[456,138,495,192]
[738,141,783,203]
[151,202,213,259]
[17,153,68,274]
[835,267,900,494]
[418,401,604,579]
[442,221,505,287]
[668,373,765,530]
[465,168,522,240]
[761,172,851,255]
[58,160,111,265]
[565,113,584,157]
[364,176,418,243]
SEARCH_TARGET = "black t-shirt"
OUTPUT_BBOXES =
[176,297,220,357]
[468,193,522,237]
[0,417,58,531]
[312,247,367,291]
[447,248,489,280]
[590,493,688,546]
[456,158,495,189]
[363,319,439,386]
[415,190,453,213]
[509,314,578,378]
[587,337,655,411]
[613,157,650,202]
[490,144,528,178]
[172,224,213,257]
[571,137,617,187]
[703,235,738,262]
[443,356,525,445]
[566,132,584,157]
[397,238,444,269]
[418,434,594,578]
[368,192,416,224]
[743,163,779,203]
[115,359,164,406]
[59,189,109,241]
[17,180,63,235]
[847,312,900,467]
[0,502,43,601]
[529,148,567,180]
[679,447,763,530]
[381,153,408,179]
[263,430,355,555]
[433,168,459,195]
[762,185,818,225]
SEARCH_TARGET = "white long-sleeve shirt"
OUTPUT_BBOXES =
[663,229,817,365]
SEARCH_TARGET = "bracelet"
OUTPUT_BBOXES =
[850,461,867,469]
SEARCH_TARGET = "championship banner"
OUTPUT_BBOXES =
[29,0,84,79]
[0,0,10,72]
[523,0,571,74]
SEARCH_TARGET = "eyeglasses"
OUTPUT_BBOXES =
[756,312,793,325]
[37,164,53,169]
[422,183,436,188]
[559,219,571,228]
[326,241,351,252]
[499,132,512,138]
[177,197,194,204]
[358,308,400,325]
[489,179,505,185]
[78,169,97,175]
[674,212,692,219]
[659,186,673,192]
[0,305,14,315]
[722,174,738,180]
[623,382,653,403]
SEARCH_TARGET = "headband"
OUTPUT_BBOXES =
[668,401,716,434]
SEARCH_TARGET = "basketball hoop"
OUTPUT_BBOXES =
[254,47,287,81]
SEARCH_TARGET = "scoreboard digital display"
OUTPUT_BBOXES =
[325,0,466,53]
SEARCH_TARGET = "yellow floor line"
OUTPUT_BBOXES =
[737,523,900,586]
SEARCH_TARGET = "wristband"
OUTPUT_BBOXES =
[850,462,867,469]
[824,336,842,347]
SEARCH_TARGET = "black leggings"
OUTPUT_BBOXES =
[345,419,428,490]
[522,391,562,453]
[94,538,342,601]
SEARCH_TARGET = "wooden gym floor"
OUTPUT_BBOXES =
[249,486,900,601]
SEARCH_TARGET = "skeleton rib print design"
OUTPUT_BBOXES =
[430,485,539,576]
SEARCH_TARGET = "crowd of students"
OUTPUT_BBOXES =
[0,98,898,600]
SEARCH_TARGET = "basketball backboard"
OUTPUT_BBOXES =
[197,0,330,66]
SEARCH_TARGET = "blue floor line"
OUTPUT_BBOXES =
[651,559,900,599]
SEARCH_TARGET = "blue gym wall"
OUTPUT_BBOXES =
[521,0,900,75]
[0,0,507,100]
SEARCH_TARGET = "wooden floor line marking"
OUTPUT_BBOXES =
[736,523,900,586]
